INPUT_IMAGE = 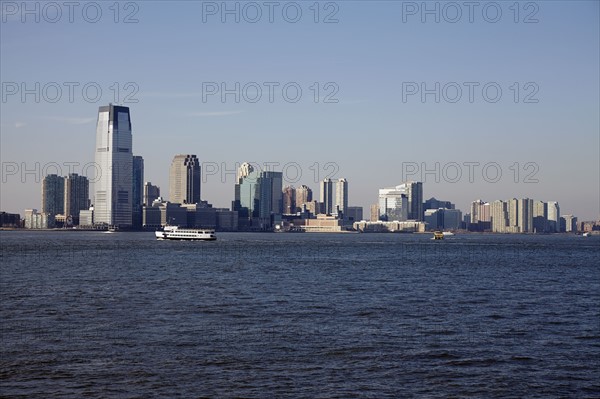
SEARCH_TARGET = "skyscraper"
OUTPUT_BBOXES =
[258,171,283,224]
[169,154,201,204]
[547,201,560,233]
[143,182,160,206]
[64,173,89,220]
[507,198,519,232]
[533,200,547,233]
[295,185,313,212]
[94,104,133,227]
[491,200,508,233]
[320,178,333,215]
[470,199,490,223]
[233,163,282,229]
[282,186,296,214]
[335,178,348,216]
[378,185,408,221]
[404,181,423,221]
[132,155,144,208]
[132,155,144,228]
[517,198,533,233]
[41,174,64,215]
[234,162,260,220]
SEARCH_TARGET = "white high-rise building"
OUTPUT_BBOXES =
[378,185,408,221]
[94,105,133,227]
[547,201,560,233]
[335,178,348,215]
[491,200,508,233]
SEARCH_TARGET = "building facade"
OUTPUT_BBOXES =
[320,178,334,215]
[94,104,133,227]
[169,154,201,204]
[295,185,313,212]
[335,178,348,216]
[378,186,408,221]
[64,173,89,222]
[41,174,64,216]
[143,182,160,206]
[283,186,296,214]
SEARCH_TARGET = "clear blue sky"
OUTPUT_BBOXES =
[1,1,599,219]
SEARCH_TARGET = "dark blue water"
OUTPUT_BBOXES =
[1,231,599,398]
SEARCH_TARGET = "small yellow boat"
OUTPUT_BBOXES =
[433,231,444,240]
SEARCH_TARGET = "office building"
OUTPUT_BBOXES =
[234,163,282,230]
[94,104,133,227]
[547,201,560,233]
[470,199,491,223]
[424,197,455,211]
[491,200,508,233]
[79,207,94,226]
[258,171,283,225]
[215,209,239,231]
[295,185,313,212]
[424,209,443,230]
[345,206,363,223]
[335,178,348,216]
[283,186,296,214]
[132,155,144,228]
[0,212,21,228]
[353,220,426,233]
[169,154,201,204]
[64,173,89,223]
[518,198,533,233]
[563,214,577,232]
[404,181,423,221]
[41,174,64,216]
[370,204,379,222]
[378,185,408,221]
[443,209,462,230]
[142,198,187,228]
[533,200,547,233]
[143,182,161,206]
[320,178,334,215]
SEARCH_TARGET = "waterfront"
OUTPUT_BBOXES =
[1,231,599,397]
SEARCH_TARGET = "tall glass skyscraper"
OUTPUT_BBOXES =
[234,163,282,229]
[404,181,423,221]
[94,104,133,227]
[169,154,201,204]
[258,171,283,221]
[234,162,261,219]
[41,174,65,215]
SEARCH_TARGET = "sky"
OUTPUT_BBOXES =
[1,0,599,220]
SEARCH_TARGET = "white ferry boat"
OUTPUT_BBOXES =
[155,225,217,241]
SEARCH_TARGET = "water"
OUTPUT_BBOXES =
[1,231,599,398]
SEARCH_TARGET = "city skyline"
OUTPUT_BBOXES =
[1,2,598,220]
[2,100,592,229]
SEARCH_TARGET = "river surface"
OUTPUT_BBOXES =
[1,231,599,398]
